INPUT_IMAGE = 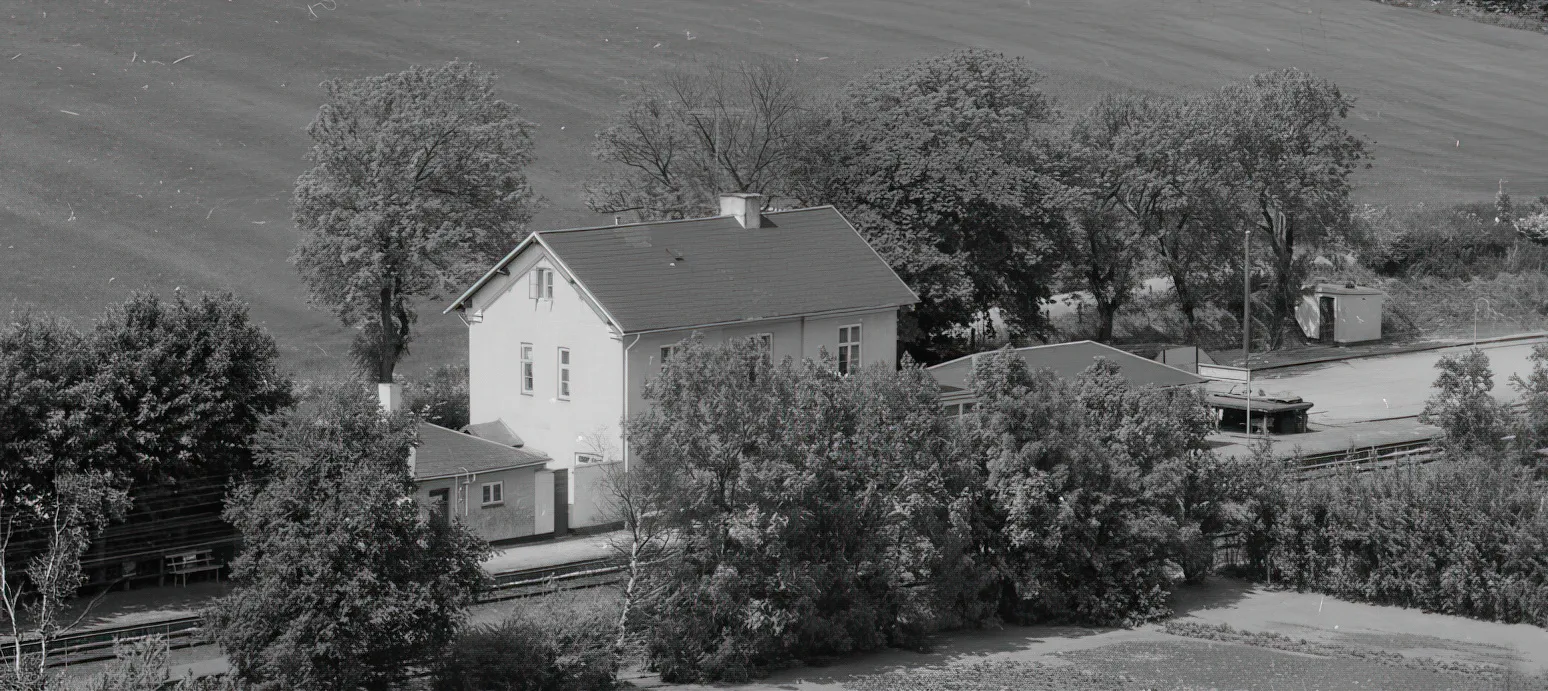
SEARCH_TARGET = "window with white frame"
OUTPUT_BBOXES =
[659,344,681,372]
[837,324,862,375]
[480,481,504,506]
[520,343,534,394]
[558,347,571,399]
[529,267,555,300]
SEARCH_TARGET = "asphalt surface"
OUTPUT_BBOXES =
[1224,336,1548,424]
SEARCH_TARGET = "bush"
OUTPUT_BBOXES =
[1363,201,1548,280]
[1266,457,1548,626]
[960,349,1249,626]
[433,592,619,691]
[404,363,471,430]
[626,336,986,682]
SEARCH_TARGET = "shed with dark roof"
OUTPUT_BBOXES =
[928,340,1207,415]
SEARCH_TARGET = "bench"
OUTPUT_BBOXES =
[163,550,222,587]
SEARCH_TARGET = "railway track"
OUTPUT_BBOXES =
[0,439,1448,671]
[2,556,628,669]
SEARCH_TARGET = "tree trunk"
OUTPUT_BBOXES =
[1094,294,1118,344]
[377,285,397,384]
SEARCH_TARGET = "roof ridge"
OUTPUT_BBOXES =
[535,205,836,236]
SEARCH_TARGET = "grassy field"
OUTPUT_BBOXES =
[3,0,1547,377]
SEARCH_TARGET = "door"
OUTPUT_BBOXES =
[428,488,450,525]
[1318,296,1336,343]
[553,469,569,537]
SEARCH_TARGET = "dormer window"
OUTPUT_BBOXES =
[529,267,555,300]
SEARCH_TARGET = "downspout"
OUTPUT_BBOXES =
[621,333,641,471]
[457,466,471,517]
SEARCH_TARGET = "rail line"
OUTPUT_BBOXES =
[2,556,628,669]
[2,438,1449,671]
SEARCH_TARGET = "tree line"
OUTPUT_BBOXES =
[291,51,1371,381]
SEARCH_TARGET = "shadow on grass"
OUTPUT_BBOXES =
[1166,576,1257,619]
[730,624,1121,690]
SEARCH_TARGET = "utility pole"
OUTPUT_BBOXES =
[1244,222,1252,440]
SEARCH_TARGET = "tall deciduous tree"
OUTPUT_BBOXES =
[1208,69,1372,348]
[292,61,539,383]
[80,290,294,483]
[586,59,813,221]
[1056,94,1177,342]
[794,49,1068,362]
[0,312,89,509]
[206,381,490,690]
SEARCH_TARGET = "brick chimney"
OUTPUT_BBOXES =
[719,192,763,229]
[379,382,417,477]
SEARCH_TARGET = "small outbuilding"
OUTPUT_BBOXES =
[1295,283,1384,345]
[927,340,1207,416]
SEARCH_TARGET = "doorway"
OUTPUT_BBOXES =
[553,469,569,537]
[428,488,450,525]
[1318,296,1336,343]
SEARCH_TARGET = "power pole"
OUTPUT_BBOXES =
[1244,222,1252,440]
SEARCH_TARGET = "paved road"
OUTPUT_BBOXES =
[1222,337,1547,424]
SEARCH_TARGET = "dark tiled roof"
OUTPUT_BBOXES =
[414,423,547,481]
[462,420,524,448]
[928,340,1208,392]
[534,207,918,333]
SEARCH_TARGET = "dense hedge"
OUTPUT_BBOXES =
[1263,457,1548,626]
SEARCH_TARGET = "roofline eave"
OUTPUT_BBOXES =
[619,301,917,337]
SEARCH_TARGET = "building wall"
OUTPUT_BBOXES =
[622,307,902,418]
[571,460,621,529]
[415,466,538,543]
[1295,294,1321,340]
[1296,291,1383,344]
[1334,294,1383,344]
[466,246,627,486]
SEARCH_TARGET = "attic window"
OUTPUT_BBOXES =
[529,268,554,300]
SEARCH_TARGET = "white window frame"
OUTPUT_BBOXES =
[529,267,555,300]
[557,347,571,400]
[520,343,534,395]
[837,324,862,375]
[659,344,680,372]
[480,481,504,507]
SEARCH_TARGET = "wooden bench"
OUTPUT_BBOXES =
[163,550,221,587]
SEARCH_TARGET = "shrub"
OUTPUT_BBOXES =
[1364,201,1548,280]
[626,336,986,682]
[1419,348,1514,455]
[960,349,1245,626]
[404,363,471,430]
[206,380,491,690]
[1266,457,1548,627]
[433,592,619,691]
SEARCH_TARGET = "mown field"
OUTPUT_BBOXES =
[2,0,1546,377]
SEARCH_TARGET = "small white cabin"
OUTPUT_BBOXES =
[1295,283,1384,345]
